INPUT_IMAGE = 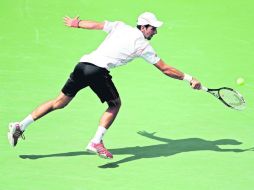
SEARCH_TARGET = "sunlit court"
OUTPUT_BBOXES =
[1,1,254,189]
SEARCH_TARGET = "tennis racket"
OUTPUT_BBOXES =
[201,86,246,110]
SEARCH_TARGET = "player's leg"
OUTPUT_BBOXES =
[86,65,121,159]
[99,98,121,129]
[31,92,73,121]
[8,62,87,147]
[91,98,121,144]
[87,98,121,159]
[8,92,73,147]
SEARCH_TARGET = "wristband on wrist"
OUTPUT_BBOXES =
[71,19,80,28]
[183,74,193,82]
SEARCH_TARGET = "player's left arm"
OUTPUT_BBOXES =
[64,16,104,30]
[154,59,201,89]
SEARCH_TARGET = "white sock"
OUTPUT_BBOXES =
[92,126,107,144]
[20,114,34,131]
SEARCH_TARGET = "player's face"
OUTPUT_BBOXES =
[142,26,157,40]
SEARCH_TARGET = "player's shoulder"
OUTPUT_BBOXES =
[103,20,126,31]
[105,20,126,28]
[109,21,136,29]
[105,20,143,38]
[114,21,133,30]
[119,22,144,36]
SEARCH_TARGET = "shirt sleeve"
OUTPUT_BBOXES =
[103,21,119,33]
[140,44,160,64]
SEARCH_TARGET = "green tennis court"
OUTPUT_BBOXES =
[1,0,254,189]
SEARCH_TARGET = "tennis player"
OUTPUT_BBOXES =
[8,12,201,159]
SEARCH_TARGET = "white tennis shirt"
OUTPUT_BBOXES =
[80,21,160,70]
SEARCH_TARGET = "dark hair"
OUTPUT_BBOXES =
[136,25,151,30]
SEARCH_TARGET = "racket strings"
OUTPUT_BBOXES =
[219,89,245,110]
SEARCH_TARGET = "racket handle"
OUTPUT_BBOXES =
[201,86,208,92]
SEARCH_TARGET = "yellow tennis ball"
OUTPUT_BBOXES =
[236,77,245,85]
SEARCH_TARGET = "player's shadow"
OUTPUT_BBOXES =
[19,131,252,168]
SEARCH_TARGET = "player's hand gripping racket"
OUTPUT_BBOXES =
[201,86,246,110]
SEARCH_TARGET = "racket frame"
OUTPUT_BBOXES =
[201,86,246,110]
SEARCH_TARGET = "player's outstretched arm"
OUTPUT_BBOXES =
[64,16,104,30]
[154,59,201,89]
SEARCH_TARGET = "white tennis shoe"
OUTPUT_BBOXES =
[8,122,25,147]
[86,141,113,159]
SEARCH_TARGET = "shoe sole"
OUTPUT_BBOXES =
[7,123,17,147]
[86,147,113,159]
[7,132,14,146]
[7,124,15,146]
[86,148,97,154]
[98,154,113,159]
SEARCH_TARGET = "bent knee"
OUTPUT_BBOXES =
[52,93,72,110]
[52,100,69,110]
[107,98,121,108]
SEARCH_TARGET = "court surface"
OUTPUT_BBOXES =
[1,0,254,189]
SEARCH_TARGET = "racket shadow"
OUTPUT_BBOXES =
[19,131,251,168]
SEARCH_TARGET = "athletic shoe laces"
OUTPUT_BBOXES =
[13,127,25,140]
[96,143,106,153]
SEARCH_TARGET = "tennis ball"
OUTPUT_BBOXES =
[236,77,245,85]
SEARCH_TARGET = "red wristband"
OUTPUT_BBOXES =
[71,19,80,28]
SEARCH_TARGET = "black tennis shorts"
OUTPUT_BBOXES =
[62,62,119,103]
